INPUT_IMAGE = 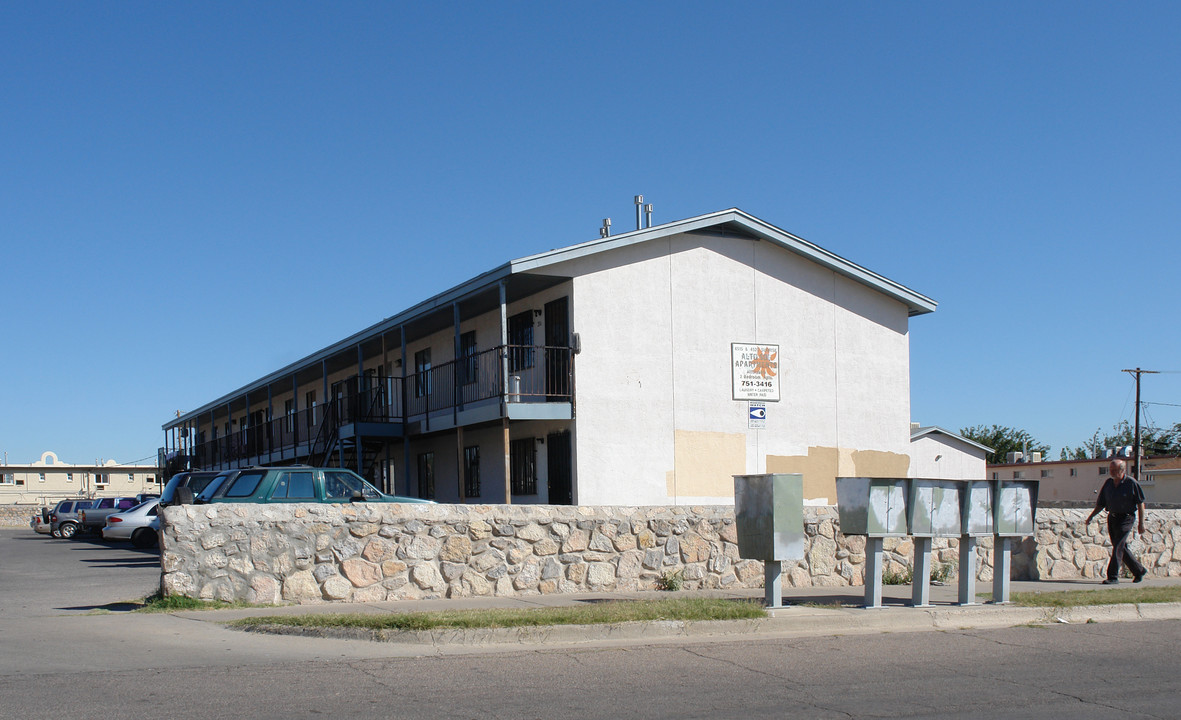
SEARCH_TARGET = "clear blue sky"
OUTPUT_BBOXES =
[3,2,1180,466]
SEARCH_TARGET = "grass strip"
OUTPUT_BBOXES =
[134,591,260,613]
[1011,585,1181,608]
[230,597,766,632]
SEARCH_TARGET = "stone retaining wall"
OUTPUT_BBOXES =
[158,504,1181,603]
[0,505,37,527]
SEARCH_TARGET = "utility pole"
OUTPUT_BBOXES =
[1122,368,1160,480]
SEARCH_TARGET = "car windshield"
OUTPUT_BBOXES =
[195,474,232,502]
[123,499,158,514]
[323,470,382,500]
[222,471,266,498]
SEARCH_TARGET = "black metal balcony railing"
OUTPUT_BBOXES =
[181,344,573,470]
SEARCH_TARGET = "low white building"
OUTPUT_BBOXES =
[0,451,159,505]
[908,425,990,480]
[162,208,937,505]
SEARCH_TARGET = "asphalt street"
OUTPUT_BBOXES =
[2,527,1179,719]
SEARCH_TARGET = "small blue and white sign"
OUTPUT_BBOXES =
[748,402,767,429]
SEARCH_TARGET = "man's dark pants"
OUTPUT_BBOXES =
[1107,512,1146,581]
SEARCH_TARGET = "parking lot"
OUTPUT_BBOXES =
[0,526,162,620]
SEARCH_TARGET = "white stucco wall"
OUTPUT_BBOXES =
[908,434,987,480]
[543,229,916,505]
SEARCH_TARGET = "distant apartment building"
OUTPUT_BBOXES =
[988,453,1181,504]
[161,208,938,506]
[0,451,159,505]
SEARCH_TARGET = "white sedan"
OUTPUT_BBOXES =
[102,498,160,548]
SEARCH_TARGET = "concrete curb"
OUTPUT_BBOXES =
[232,601,1181,647]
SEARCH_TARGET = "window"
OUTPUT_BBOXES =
[417,453,435,500]
[304,390,317,429]
[459,331,478,385]
[96,474,109,486]
[0,474,11,485]
[508,311,534,371]
[324,470,379,500]
[991,472,998,480]
[285,399,296,433]
[128,473,135,483]
[224,471,265,498]
[272,471,316,500]
[510,438,537,495]
[1099,467,1107,476]
[1013,471,1024,479]
[415,349,432,398]
[39,473,46,483]
[1070,468,1078,477]
[464,446,480,499]
[1041,469,1052,478]
[66,473,73,483]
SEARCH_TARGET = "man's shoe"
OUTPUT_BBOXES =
[1102,578,1119,585]
[1134,572,1145,583]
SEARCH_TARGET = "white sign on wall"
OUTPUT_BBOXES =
[731,343,780,402]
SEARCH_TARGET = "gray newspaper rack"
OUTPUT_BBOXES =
[907,480,965,607]
[991,479,1039,603]
[957,481,995,606]
[836,477,910,608]
[734,473,805,608]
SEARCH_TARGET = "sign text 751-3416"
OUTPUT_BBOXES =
[731,343,780,402]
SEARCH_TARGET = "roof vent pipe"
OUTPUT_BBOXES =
[644,203,653,228]
[600,218,612,238]
[634,195,644,230]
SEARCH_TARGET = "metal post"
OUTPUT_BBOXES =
[764,561,783,609]
[993,537,1012,604]
[864,537,884,609]
[958,535,978,605]
[912,537,933,607]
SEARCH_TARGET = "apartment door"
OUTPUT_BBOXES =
[546,430,573,505]
[544,296,570,400]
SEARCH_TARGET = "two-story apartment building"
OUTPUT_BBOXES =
[989,454,1181,504]
[0,451,159,505]
[161,208,937,505]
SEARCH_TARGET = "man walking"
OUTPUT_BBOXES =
[1085,458,1147,584]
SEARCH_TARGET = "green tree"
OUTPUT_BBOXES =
[1061,421,1181,460]
[958,425,1050,465]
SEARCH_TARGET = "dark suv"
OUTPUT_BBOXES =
[185,466,432,505]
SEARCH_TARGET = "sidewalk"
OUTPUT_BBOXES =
[176,576,1181,648]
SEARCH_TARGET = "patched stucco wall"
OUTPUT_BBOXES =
[552,230,913,506]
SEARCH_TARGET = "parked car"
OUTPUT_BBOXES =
[31,509,52,535]
[77,497,140,536]
[186,466,432,505]
[158,470,222,507]
[49,498,96,539]
[102,498,161,548]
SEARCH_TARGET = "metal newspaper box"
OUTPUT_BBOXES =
[836,477,909,608]
[956,480,995,606]
[835,477,909,537]
[908,479,964,538]
[992,479,1039,604]
[734,473,805,608]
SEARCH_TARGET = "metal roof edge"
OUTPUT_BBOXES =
[511,208,937,316]
[910,425,994,454]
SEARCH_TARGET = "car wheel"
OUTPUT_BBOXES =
[131,529,157,549]
[59,523,77,539]
[51,529,61,538]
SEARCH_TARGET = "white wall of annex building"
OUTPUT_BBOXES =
[909,435,987,480]
[545,230,914,506]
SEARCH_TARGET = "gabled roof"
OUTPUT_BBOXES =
[911,426,993,454]
[513,208,936,316]
[166,208,936,428]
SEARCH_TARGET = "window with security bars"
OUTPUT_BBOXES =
[459,331,478,386]
[510,438,536,496]
[508,312,534,371]
[464,446,480,498]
